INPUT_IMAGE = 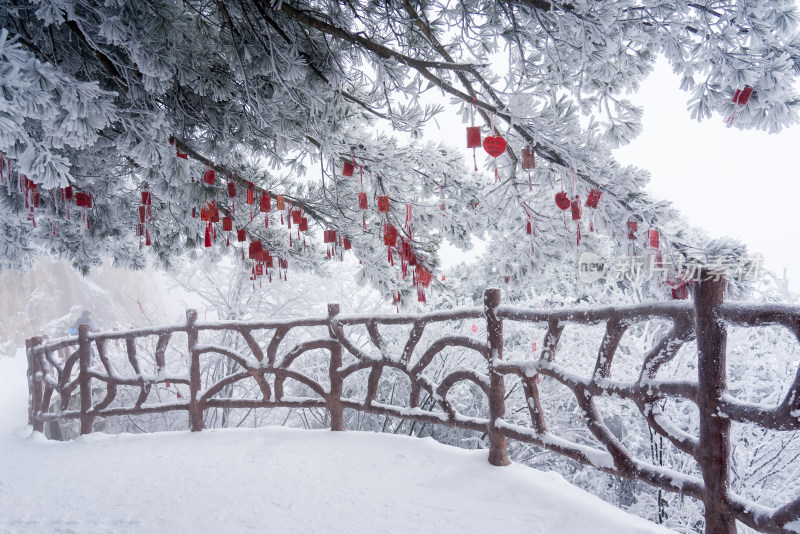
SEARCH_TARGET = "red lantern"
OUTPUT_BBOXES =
[141,191,152,205]
[343,161,354,177]
[222,216,233,232]
[227,181,237,197]
[521,145,535,170]
[466,127,481,149]
[259,192,271,212]
[648,229,659,248]
[358,192,368,210]
[237,229,246,242]
[384,225,397,247]
[555,192,570,211]
[377,196,390,213]
[203,169,215,185]
[585,189,602,208]
[299,217,308,232]
[571,195,582,220]
[276,195,285,211]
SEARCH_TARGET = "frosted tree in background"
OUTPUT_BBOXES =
[1,0,799,300]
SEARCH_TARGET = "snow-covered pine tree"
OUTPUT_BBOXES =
[1,1,798,299]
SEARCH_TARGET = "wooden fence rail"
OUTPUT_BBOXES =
[26,276,800,533]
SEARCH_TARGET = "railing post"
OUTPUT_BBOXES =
[327,303,346,431]
[694,271,736,534]
[484,288,511,466]
[186,309,205,432]
[27,337,45,432]
[26,338,33,426]
[78,325,94,435]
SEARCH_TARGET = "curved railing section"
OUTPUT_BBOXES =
[26,277,800,534]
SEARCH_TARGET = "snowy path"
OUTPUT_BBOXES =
[0,354,673,534]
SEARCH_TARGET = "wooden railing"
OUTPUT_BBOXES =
[26,276,800,533]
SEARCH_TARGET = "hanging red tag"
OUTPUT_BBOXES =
[358,192,368,210]
[291,210,302,224]
[383,225,397,247]
[207,201,219,222]
[585,189,602,208]
[75,192,93,208]
[343,238,352,250]
[466,127,481,149]
[204,224,212,247]
[138,206,146,224]
[237,229,246,242]
[343,161,355,177]
[521,145,536,170]
[377,196,390,213]
[526,221,532,235]
[648,229,659,248]
[299,217,308,232]
[483,136,506,157]
[203,169,216,185]
[628,220,638,239]
[248,240,263,259]
[141,191,152,205]
[734,85,753,105]
[555,192,570,211]
[246,183,255,205]
[227,181,237,197]
[276,195,285,210]
[259,192,271,212]
[571,195,582,220]
[222,216,233,232]
[417,266,432,288]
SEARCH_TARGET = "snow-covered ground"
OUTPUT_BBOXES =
[0,352,673,533]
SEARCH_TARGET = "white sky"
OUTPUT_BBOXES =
[615,58,800,293]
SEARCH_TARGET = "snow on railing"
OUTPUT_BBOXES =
[26,274,800,534]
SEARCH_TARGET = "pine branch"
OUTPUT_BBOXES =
[274,1,481,72]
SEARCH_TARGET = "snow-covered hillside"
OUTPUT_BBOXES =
[0,353,672,534]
